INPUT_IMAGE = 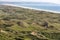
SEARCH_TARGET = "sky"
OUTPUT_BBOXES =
[0,0,60,4]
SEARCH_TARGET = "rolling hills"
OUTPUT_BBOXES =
[0,5,60,40]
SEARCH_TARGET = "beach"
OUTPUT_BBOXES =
[1,4,60,13]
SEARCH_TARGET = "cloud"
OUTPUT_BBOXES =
[0,0,60,4]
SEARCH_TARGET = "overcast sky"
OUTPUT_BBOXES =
[0,0,60,4]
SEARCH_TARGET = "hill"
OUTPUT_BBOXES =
[0,5,60,40]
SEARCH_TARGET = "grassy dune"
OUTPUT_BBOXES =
[0,5,60,40]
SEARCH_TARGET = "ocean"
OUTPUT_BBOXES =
[0,2,60,12]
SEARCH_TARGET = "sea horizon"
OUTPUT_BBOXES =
[0,2,60,13]
[1,4,60,13]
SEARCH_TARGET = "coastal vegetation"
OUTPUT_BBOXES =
[0,5,60,40]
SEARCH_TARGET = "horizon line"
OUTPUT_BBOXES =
[1,4,60,13]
